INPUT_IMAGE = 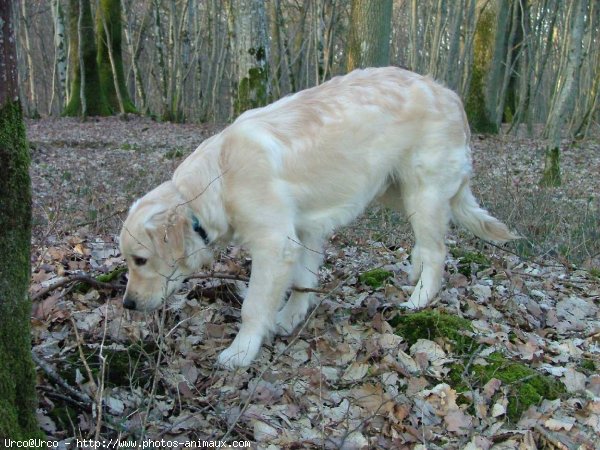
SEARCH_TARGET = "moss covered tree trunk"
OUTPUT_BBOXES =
[226,0,269,116]
[64,0,111,117]
[96,0,136,114]
[465,6,498,134]
[0,0,42,440]
[345,0,393,70]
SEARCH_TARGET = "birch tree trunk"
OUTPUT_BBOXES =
[541,0,588,186]
[226,0,269,116]
[346,0,393,70]
[0,0,42,440]
[50,0,68,114]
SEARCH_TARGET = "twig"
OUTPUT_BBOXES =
[31,275,124,301]
[31,352,92,404]
[31,271,332,302]
[187,272,333,294]
[69,317,98,393]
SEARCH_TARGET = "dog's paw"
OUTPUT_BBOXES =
[398,299,427,310]
[275,309,299,336]
[217,331,263,369]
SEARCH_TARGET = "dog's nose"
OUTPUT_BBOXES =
[123,296,137,310]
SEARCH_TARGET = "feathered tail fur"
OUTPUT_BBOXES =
[450,180,519,242]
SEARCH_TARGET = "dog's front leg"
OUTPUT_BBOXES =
[217,236,298,369]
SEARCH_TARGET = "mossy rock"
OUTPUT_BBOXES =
[449,247,491,277]
[359,269,393,289]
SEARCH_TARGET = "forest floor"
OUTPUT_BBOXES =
[27,117,600,449]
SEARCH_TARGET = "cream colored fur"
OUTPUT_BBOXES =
[119,67,517,369]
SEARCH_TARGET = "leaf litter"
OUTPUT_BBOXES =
[27,117,600,449]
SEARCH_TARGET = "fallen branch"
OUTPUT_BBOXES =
[31,275,124,301]
[31,353,92,404]
[31,270,333,302]
[187,272,333,294]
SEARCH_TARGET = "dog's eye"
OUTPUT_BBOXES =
[132,256,147,266]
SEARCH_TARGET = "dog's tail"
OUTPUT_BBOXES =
[450,179,519,243]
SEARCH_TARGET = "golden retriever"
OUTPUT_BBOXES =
[119,67,517,369]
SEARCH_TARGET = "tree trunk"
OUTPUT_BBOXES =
[346,0,393,70]
[541,0,588,186]
[152,0,169,119]
[0,0,42,440]
[97,0,137,114]
[465,5,498,134]
[226,0,269,116]
[50,0,68,114]
[64,0,111,116]
[20,0,39,117]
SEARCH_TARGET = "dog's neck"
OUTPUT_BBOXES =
[172,142,231,246]
[191,215,210,245]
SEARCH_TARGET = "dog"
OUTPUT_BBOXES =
[119,67,517,369]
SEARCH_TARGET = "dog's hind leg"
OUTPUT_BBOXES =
[275,233,324,335]
[400,186,451,309]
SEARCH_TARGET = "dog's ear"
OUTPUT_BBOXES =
[144,207,188,263]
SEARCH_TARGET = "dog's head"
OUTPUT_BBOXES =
[119,182,214,312]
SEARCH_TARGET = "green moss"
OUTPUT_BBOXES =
[164,147,185,160]
[64,0,111,117]
[0,101,44,440]
[62,341,158,388]
[589,268,600,279]
[390,311,475,353]
[579,359,596,373]
[449,248,490,277]
[74,266,127,293]
[540,147,562,187]
[465,8,498,134]
[390,312,565,422]
[470,352,565,422]
[96,0,137,114]
[359,269,393,289]
[234,47,268,115]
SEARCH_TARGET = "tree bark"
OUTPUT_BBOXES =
[542,0,588,186]
[346,0,393,70]
[20,0,39,117]
[225,0,269,116]
[97,0,137,114]
[64,0,111,116]
[465,4,498,134]
[0,0,42,440]
[50,0,68,114]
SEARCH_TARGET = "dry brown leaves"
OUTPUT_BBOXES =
[28,118,600,449]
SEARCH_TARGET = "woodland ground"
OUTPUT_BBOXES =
[26,117,600,449]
